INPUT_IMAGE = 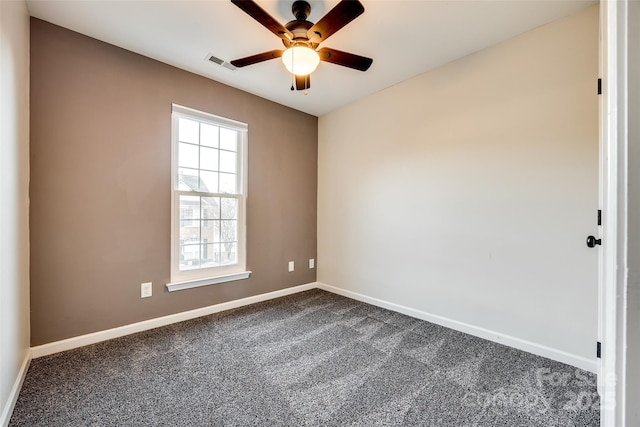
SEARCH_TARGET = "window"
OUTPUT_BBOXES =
[168,105,250,291]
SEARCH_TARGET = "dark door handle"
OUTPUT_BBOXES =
[586,235,601,248]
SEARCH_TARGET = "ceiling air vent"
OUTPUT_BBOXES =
[206,53,236,71]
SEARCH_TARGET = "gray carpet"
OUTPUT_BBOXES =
[10,289,599,426]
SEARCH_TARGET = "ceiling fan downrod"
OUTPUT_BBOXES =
[291,0,311,21]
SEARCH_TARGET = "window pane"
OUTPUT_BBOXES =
[200,171,218,193]
[201,220,220,244]
[179,196,200,219]
[180,244,200,270]
[220,128,237,151]
[178,168,199,191]
[221,197,237,220]
[212,243,221,265]
[221,220,237,243]
[178,142,199,169]
[179,220,200,243]
[219,173,237,194]
[200,147,218,171]
[219,150,236,174]
[201,197,220,219]
[178,118,199,144]
[201,244,219,267]
[213,221,221,243]
[200,123,219,148]
[220,242,237,265]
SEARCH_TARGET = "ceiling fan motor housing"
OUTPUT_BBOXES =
[285,1,315,47]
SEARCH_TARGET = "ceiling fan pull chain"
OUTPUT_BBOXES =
[289,46,295,90]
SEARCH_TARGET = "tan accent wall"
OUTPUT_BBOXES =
[30,18,317,346]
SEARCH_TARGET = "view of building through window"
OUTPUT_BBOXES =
[178,195,238,270]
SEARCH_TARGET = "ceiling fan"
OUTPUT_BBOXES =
[230,0,373,92]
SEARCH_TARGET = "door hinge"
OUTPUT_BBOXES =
[598,78,602,95]
[597,341,602,358]
[598,209,602,226]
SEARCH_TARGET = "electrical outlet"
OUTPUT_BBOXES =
[141,282,152,298]
[288,261,294,272]
[309,258,315,269]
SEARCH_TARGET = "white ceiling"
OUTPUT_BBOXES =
[26,0,595,117]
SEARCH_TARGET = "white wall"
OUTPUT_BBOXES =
[0,0,31,424]
[318,6,599,367]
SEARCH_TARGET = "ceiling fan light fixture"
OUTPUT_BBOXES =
[282,45,320,76]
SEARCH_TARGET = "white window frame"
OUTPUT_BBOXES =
[167,104,250,292]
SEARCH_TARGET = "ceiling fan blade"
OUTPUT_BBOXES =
[231,0,293,41]
[307,0,365,44]
[295,74,311,91]
[230,49,283,67]
[317,47,372,71]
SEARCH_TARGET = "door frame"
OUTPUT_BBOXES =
[599,0,635,425]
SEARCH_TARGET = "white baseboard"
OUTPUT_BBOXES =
[29,280,597,374]
[0,350,31,427]
[31,282,317,359]
[316,282,598,373]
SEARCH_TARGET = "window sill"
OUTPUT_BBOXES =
[166,271,252,292]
